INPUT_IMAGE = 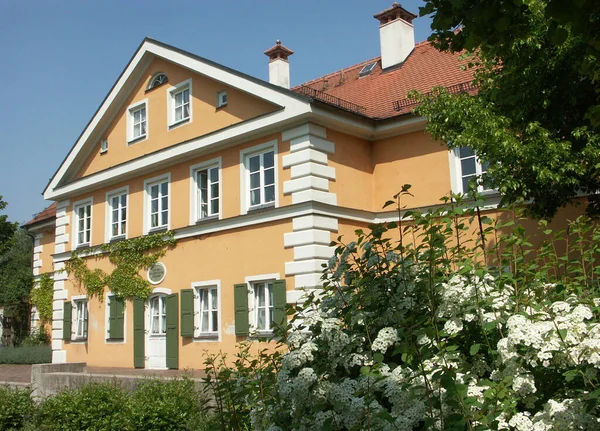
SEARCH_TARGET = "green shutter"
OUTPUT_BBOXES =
[62,301,72,340]
[109,297,125,340]
[272,279,287,328]
[166,293,179,369]
[234,283,249,336]
[133,297,145,368]
[180,289,194,337]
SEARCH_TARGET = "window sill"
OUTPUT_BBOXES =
[168,118,190,130]
[105,337,125,343]
[248,202,275,213]
[148,226,168,234]
[194,333,219,342]
[100,149,108,155]
[216,103,227,110]
[70,338,88,344]
[127,135,147,145]
[75,243,91,251]
[194,215,219,225]
[109,235,126,243]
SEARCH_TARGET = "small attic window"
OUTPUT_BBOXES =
[359,61,378,77]
[147,73,168,90]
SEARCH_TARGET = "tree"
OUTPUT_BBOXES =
[414,0,600,219]
[0,229,33,344]
[0,196,16,255]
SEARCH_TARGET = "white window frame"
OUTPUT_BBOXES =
[240,140,279,215]
[217,91,227,108]
[167,79,192,128]
[189,158,222,224]
[245,273,279,334]
[100,139,108,154]
[71,295,88,342]
[105,187,129,242]
[192,280,221,341]
[127,99,148,144]
[149,294,167,336]
[72,197,93,249]
[143,174,171,234]
[449,147,494,195]
[104,292,127,344]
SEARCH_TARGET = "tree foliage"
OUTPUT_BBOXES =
[0,196,17,255]
[414,0,600,219]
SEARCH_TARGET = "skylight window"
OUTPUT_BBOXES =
[359,61,378,77]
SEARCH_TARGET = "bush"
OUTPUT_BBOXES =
[0,386,35,431]
[0,345,51,364]
[129,377,209,431]
[34,381,131,431]
[21,327,50,347]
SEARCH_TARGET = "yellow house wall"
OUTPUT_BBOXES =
[372,131,452,210]
[39,231,55,274]
[75,57,279,179]
[62,219,294,367]
[65,133,290,251]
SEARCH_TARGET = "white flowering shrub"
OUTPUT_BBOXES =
[206,189,600,430]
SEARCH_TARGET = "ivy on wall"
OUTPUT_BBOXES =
[30,273,54,323]
[65,231,177,301]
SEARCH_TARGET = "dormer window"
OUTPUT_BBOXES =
[147,73,168,90]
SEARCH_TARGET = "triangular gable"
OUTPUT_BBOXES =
[44,37,312,200]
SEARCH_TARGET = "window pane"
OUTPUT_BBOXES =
[134,110,141,122]
[459,146,473,158]
[461,158,477,176]
[257,309,265,330]
[140,121,146,136]
[211,311,218,332]
[462,175,476,192]
[210,199,218,215]
[481,161,491,173]
[200,203,208,218]
[121,207,126,222]
[161,182,168,196]
[175,92,183,105]
[151,199,159,213]
[151,213,158,227]
[210,289,217,309]
[250,172,260,189]
[121,195,127,206]
[152,316,159,334]
[264,168,274,186]
[249,155,260,173]
[209,168,218,183]
[263,151,274,168]
[151,185,159,199]
[140,108,146,121]
[161,210,168,225]
[257,284,265,306]
[183,104,189,118]
[250,189,260,206]
[201,311,209,332]
[175,107,182,122]
[264,185,275,203]
[183,89,189,103]
[210,183,218,199]
[161,196,168,211]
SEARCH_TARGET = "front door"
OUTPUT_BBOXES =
[146,295,167,369]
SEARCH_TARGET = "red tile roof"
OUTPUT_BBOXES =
[23,202,57,227]
[294,40,475,119]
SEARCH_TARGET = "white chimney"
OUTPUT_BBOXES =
[374,3,417,70]
[264,40,294,89]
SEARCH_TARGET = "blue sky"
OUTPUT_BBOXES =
[0,0,432,224]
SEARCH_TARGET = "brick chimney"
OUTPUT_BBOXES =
[264,40,294,89]
[374,3,417,70]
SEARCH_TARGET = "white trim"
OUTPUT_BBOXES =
[70,295,88,343]
[72,197,93,250]
[143,173,171,234]
[216,90,227,108]
[189,157,222,224]
[104,292,127,344]
[240,139,279,215]
[105,186,129,242]
[147,262,167,285]
[191,279,221,342]
[448,147,495,195]
[126,99,149,144]
[167,78,193,129]
[100,139,108,154]
[152,287,172,295]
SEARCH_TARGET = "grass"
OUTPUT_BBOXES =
[0,344,51,364]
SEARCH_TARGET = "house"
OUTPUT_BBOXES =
[25,3,553,369]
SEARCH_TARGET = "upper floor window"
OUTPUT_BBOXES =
[127,100,148,143]
[106,188,128,241]
[241,141,278,213]
[168,79,192,128]
[452,146,492,194]
[73,198,92,248]
[191,159,221,223]
[147,73,168,90]
[145,175,170,233]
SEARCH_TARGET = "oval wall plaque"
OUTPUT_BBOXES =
[147,262,166,285]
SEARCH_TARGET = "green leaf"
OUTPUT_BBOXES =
[470,344,481,355]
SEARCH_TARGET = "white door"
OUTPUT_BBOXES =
[146,295,167,369]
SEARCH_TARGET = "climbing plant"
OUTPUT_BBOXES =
[64,231,176,301]
[30,273,54,323]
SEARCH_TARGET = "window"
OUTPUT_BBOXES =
[145,175,170,233]
[73,199,92,248]
[253,281,274,331]
[147,73,168,90]
[100,139,108,154]
[127,100,148,143]
[241,141,278,213]
[73,299,88,340]
[191,160,221,222]
[150,296,167,335]
[359,61,378,77]
[195,286,219,337]
[106,189,127,240]
[168,79,192,127]
[217,91,227,108]
[455,146,492,194]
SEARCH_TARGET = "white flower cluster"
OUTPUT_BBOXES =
[371,327,398,353]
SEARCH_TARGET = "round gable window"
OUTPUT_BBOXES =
[147,262,167,285]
